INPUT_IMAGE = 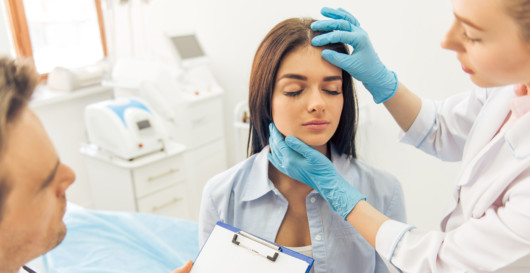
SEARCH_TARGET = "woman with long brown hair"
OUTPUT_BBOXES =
[198,17,406,273]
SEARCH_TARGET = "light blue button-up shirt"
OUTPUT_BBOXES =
[199,146,406,273]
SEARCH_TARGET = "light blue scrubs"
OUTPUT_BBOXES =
[199,145,406,273]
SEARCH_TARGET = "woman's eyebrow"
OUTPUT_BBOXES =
[323,76,342,82]
[454,13,484,31]
[277,74,342,82]
[277,74,307,81]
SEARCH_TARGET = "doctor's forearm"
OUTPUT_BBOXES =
[383,82,422,132]
[345,200,389,248]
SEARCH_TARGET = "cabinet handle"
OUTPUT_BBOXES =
[148,168,179,182]
[152,197,183,212]
[192,116,207,126]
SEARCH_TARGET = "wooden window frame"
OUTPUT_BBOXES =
[3,0,108,79]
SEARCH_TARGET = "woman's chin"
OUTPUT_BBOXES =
[298,137,329,151]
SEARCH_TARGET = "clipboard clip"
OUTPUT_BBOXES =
[232,231,280,262]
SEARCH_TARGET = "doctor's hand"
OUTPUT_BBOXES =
[311,7,398,103]
[268,124,366,219]
[171,260,193,273]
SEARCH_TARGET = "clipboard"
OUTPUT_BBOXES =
[190,222,314,273]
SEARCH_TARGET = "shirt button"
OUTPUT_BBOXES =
[310,197,316,203]
[315,235,322,241]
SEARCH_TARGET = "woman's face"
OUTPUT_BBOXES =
[442,0,530,87]
[272,45,343,154]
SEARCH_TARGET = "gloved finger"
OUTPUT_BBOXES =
[320,49,357,71]
[311,19,352,32]
[321,7,360,27]
[312,30,364,48]
[284,135,316,160]
[268,142,282,164]
[268,123,281,148]
[268,123,288,152]
[268,135,284,163]
[267,152,283,170]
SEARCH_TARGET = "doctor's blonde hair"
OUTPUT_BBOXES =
[248,17,357,157]
[505,0,530,42]
[0,57,38,221]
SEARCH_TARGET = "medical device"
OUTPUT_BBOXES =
[165,31,217,95]
[85,97,167,160]
[167,31,208,67]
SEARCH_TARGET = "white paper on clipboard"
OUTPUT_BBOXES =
[190,222,314,273]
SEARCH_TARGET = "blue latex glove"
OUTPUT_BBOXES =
[267,124,366,219]
[311,7,398,103]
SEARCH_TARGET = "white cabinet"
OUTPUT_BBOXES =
[81,142,192,219]
[167,90,228,221]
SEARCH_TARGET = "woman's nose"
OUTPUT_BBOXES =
[307,89,325,113]
[441,19,465,52]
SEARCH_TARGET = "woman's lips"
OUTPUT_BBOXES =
[461,64,474,74]
[303,120,330,130]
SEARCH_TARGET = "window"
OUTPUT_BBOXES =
[4,0,107,75]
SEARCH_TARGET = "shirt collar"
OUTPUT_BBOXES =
[240,146,277,202]
[240,144,349,202]
[509,94,530,119]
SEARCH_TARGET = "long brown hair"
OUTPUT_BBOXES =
[248,17,357,158]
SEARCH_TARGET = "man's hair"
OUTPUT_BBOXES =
[248,17,358,157]
[0,56,38,221]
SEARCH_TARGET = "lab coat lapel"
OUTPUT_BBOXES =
[461,88,513,162]
[457,89,513,186]
[469,113,530,218]
[454,111,530,222]
[441,89,515,229]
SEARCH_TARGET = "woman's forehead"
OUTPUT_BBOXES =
[278,46,341,77]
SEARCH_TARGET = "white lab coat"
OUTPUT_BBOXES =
[375,85,530,272]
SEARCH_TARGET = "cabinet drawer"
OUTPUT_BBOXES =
[187,99,223,148]
[132,155,185,198]
[137,183,189,218]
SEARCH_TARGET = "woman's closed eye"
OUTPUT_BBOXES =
[324,89,341,95]
[283,90,303,97]
[282,83,303,96]
[283,88,342,97]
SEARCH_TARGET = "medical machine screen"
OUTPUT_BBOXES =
[137,120,151,130]
[170,34,205,60]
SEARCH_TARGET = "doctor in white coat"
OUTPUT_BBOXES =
[268,1,530,272]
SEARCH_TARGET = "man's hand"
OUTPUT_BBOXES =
[171,260,193,273]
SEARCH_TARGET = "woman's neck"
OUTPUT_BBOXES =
[268,143,330,199]
[269,163,313,199]
[515,83,530,96]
